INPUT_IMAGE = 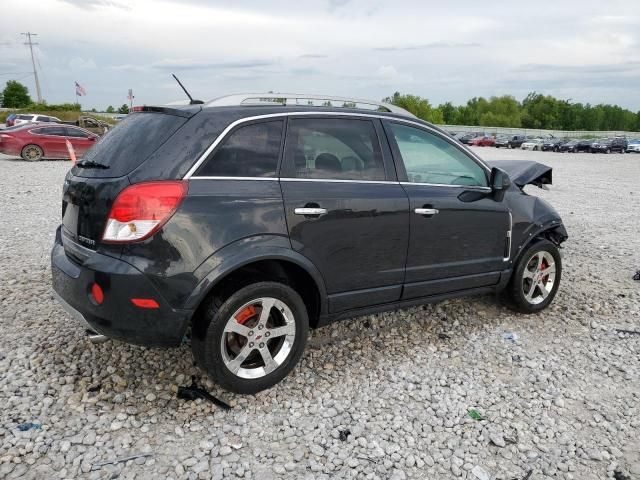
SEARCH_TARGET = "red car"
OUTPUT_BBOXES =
[0,124,98,161]
[469,135,496,147]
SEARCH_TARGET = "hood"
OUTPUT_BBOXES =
[486,160,552,189]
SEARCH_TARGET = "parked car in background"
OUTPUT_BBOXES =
[12,114,62,127]
[5,113,17,127]
[0,124,97,161]
[574,139,595,153]
[50,93,567,394]
[494,135,510,148]
[63,116,110,135]
[541,138,566,152]
[590,137,627,153]
[469,135,496,147]
[521,138,545,151]
[496,135,527,149]
[113,114,127,122]
[459,132,484,145]
[626,139,640,153]
[559,140,578,152]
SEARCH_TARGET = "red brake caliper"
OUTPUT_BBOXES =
[540,259,548,282]
[235,305,257,325]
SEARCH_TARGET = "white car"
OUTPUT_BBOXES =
[12,114,62,127]
[521,138,545,151]
[627,139,640,153]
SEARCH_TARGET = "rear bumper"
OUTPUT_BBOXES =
[51,226,192,347]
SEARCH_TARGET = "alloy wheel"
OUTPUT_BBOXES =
[220,297,296,379]
[23,145,43,161]
[522,251,557,305]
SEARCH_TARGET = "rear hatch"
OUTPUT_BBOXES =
[61,107,197,254]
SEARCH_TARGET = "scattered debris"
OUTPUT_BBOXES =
[614,471,631,480]
[633,270,640,281]
[91,452,153,470]
[87,384,102,393]
[522,469,533,480]
[438,333,451,340]
[467,408,484,421]
[339,429,351,442]
[502,332,519,343]
[614,328,640,336]
[512,354,522,363]
[17,422,41,431]
[471,465,492,480]
[177,376,231,410]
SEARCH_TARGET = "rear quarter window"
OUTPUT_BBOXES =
[73,112,188,178]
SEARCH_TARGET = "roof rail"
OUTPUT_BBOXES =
[205,93,416,118]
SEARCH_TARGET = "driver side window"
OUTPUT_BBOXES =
[388,123,487,187]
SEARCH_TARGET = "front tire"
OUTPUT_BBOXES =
[21,144,44,161]
[192,282,309,394]
[505,239,562,313]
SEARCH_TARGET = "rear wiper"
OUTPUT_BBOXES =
[75,160,109,169]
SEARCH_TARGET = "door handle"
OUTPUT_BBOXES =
[294,207,328,216]
[414,208,439,216]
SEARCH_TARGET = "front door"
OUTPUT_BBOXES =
[384,121,511,300]
[280,116,409,313]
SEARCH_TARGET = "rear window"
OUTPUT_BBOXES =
[16,115,33,120]
[74,112,187,177]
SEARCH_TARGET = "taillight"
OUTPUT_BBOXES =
[102,181,187,243]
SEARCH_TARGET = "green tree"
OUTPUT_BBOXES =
[1,80,32,108]
[117,104,129,114]
[106,105,115,113]
[384,92,443,123]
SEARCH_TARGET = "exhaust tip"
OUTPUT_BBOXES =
[86,329,108,344]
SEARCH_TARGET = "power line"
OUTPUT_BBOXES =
[21,32,42,103]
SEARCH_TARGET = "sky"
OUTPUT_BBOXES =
[1,0,639,111]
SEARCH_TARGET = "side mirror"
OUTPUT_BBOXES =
[490,167,511,190]
[490,167,511,201]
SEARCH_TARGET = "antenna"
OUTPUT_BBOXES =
[21,32,42,103]
[172,74,203,105]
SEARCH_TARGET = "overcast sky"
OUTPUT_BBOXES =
[1,0,639,111]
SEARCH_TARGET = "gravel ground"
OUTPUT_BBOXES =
[0,148,639,480]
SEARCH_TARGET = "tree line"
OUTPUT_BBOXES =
[1,80,129,114]
[384,92,640,132]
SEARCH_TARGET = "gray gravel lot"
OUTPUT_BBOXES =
[0,148,639,480]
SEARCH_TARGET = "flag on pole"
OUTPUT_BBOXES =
[66,139,77,165]
[75,81,87,96]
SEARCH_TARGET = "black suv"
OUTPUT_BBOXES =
[590,137,628,153]
[51,94,568,393]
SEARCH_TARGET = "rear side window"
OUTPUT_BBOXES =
[76,113,187,177]
[285,118,385,180]
[65,127,91,138]
[32,126,66,136]
[195,120,283,177]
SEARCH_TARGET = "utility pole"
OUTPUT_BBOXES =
[21,32,42,103]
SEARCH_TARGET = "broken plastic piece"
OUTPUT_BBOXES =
[177,376,231,410]
[502,332,519,343]
[17,422,41,431]
[633,270,640,281]
[91,453,153,470]
[471,465,492,480]
[467,408,484,421]
[339,429,351,442]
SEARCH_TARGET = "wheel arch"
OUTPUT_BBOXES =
[186,246,328,330]
[507,222,567,284]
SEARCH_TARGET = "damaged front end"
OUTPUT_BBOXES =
[488,160,568,258]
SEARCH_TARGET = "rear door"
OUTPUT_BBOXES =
[64,127,96,156]
[383,121,510,299]
[31,126,68,158]
[280,116,409,313]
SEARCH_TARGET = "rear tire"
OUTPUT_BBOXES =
[504,239,562,314]
[191,282,309,394]
[21,144,44,161]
